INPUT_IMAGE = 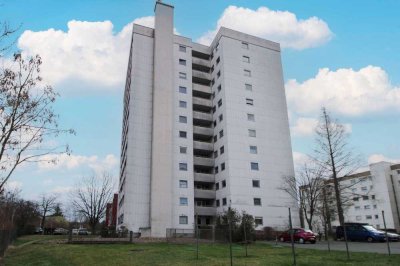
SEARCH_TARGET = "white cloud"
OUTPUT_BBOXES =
[51,186,73,194]
[292,151,310,169]
[368,154,400,164]
[291,117,318,137]
[286,66,400,116]
[197,5,332,49]
[17,17,180,93]
[5,180,23,191]
[38,153,119,174]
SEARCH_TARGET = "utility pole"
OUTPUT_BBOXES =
[228,206,233,266]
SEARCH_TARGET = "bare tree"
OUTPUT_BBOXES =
[280,162,325,231]
[70,172,114,234]
[0,54,74,192]
[0,21,19,56]
[313,107,361,227]
[39,194,57,233]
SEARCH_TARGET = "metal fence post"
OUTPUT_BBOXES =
[382,210,391,256]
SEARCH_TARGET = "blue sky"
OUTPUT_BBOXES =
[1,0,399,201]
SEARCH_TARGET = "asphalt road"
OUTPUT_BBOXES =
[265,240,400,254]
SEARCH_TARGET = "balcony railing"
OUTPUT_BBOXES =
[195,206,216,216]
[194,172,214,183]
[193,156,214,167]
[194,189,216,199]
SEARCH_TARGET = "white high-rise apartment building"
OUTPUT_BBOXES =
[117,1,299,237]
[332,162,400,231]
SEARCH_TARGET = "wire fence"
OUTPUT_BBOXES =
[0,229,17,258]
[166,228,256,243]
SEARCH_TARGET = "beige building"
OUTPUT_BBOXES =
[117,1,298,237]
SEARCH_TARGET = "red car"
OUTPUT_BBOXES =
[279,228,317,244]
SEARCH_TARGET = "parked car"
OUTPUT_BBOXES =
[386,232,400,241]
[34,227,43,234]
[72,229,79,235]
[279,228,316,244]
[336,223,386,242]
[53,228,68,235]
[78,228,89,235]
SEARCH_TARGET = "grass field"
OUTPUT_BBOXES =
[3,235,400,266]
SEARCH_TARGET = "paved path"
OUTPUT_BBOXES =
[264,240,400,254]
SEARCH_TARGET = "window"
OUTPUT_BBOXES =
[179,72,187,79]
[218,99,222,107]
[242,42,249,49]
[218,85,222,92]
[251,162,259,171]
[179,215,188,224]
[222,198,227,206]
[179,131,187,138]
[214,135,217,142]
[180,197,188,205]
[250,146,257,154]
[222,180,226,187]
[355,206,360,210]
[206,218,210,225]
[246,98,254,105]
[179,180,188,188]
[353,197,359,201]
[373,204,377,209]
[179,116,187,123]
[361,186,367,191]
[356,216,362,221]
[254,198,262,206]
[243,56,250,63]
[221,163,225,171]
[217,71,221,78]
[364,205,370,210]
[213,120,217,127]
[248,129,256,137]
[219,114,223,122]
[215,166,219,174]
[216,57,220,64]
[179,163,188,171]
[366,215,372,220]
[219,130,224,138]
[247,114,255,121]
[179,45,186,52]
[216,183,219,190]
[375,215,379,219]
[179,100,187,108]
[371,195,375,200]
[214,150,218,158]
[362,195,369,200]
[179,59,186,66]
[179,86,187,94]
[244,70,251,77]
[216,199,220,207]
[180,146,187,154]
[220,146,225,154]
[252,180,260,188]
[245,84,252,91]
[351,188,357,193]
[211,65,214,72]
[212,106,216,113]
[255,217,263,226]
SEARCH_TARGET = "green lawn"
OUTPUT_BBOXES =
[3,235,400,266]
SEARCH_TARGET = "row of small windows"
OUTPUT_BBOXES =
[178,161,258,172]
[216,197,261,207]
[353,195,375,201]
[354,204,378,210]
[355,215,379,221]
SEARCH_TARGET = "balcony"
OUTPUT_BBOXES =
[193,126,213,137]
[194,173,214,183]
[192,83,211,95]
[193,97,212,108]
[194,189,215,199]
[193,141,213,152]
[195,206,216,216]
[193,156,214,167]
[192,70,211,83]
[193,111,212,122]
[192,57,211,68]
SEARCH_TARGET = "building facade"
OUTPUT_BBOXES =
[105,194,118,228]
[117,1,299,237]
[301,161,400,232]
